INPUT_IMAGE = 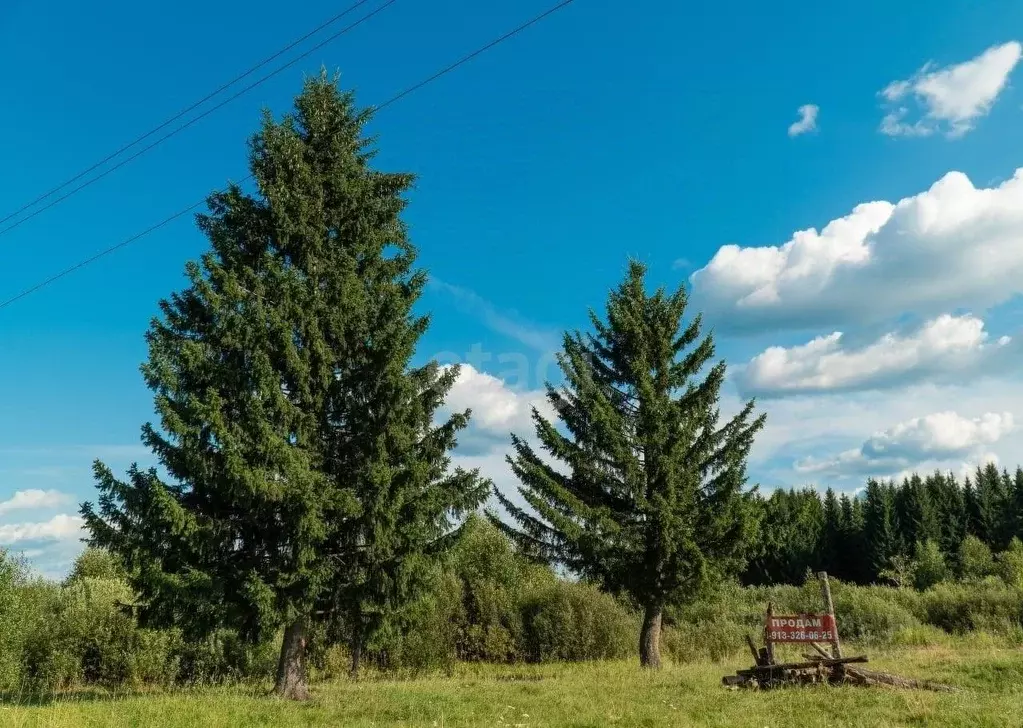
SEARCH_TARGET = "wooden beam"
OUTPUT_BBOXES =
[808,641,831,659]
[745,635,762,666]
[817,571,843,659]
[735,655,867,677]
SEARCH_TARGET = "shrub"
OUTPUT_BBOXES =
[520,581,636,662]
[829,585,921,642]
[996,538,1023,589]
[662,618,747,663]
[916,580,1023,634]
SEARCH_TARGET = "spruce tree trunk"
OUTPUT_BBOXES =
[275,618,310,700]
[349,635,362,680]
[639,604,663,669]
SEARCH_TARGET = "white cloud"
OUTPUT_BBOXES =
[690,168,1023,334]
[0,514,85,545]
[0,489,70,515]
[443,364,552,436]
[788,104,819,137]
[793,411,1014,479]
[737,314,1017,397]
[880,41,1021,137]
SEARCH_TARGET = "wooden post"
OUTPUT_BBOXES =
[817,571,842,658]
[764,601,775,665]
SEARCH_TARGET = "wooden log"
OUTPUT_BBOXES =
[745,635,762,666]
[817,571,843,659]
[843,667,959,693]
[735,655,867,677]
[808,641,831,659]
[722,674,749,687]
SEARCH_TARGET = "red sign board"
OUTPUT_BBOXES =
[765,614,837,643]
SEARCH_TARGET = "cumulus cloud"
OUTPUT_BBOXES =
[880,41,1021,137]
[794,411,1014,478]
[690,168,1023,334]
[788,104,819,137]
[0,514,85,545]
[737,314,1016,397]
[442,364,552,437]
[0,489,70,515]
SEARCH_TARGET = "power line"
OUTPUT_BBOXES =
[0,0,576,312]
[0,0,377,232]
[0,0,397,241]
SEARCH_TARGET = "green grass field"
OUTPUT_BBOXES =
[4,642,1022,727]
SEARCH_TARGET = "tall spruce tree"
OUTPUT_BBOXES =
[821,488,842,578]
[863,479,897,580]
[841,493,869,584]
[895,474,938,554]
[492,261,765,668]
[926,471,966,558]
[81,74,488,699]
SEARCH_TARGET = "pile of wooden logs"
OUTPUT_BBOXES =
[722,572,958,692]
[722,648,956,691]
[722,652,869,689]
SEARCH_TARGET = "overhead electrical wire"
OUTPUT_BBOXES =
[0,0,576,312]
[0,0,380,230]
[0,0,396,240]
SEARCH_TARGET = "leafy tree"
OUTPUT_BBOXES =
[996,537,1023,589]
[81,74,488,699]
[64,549,127,586]
[958,535,995,582]
[493,260,765,668]
[911,540,947,591]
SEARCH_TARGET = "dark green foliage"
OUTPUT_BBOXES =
[927,471,967,557]
[744,489,824,585]
[863,480,899,580]
[894,474,939,554]
[820,488,842,576]
[79,73,487,693]
[492,260,764,666]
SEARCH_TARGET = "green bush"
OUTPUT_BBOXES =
[916,580,1023,634]
[520,581,637,662]
[663,618,747,663]
[996,538,1023,589]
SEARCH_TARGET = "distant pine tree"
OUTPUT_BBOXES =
[493,260,764,668]
[821,488,842,577]
[863,480,898,580]
[926,471,966,558]
[895,474,938,554]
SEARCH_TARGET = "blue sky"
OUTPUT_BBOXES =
[5,0,1023,575]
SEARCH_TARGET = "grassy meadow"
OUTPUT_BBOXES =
[4,639,1023,728]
